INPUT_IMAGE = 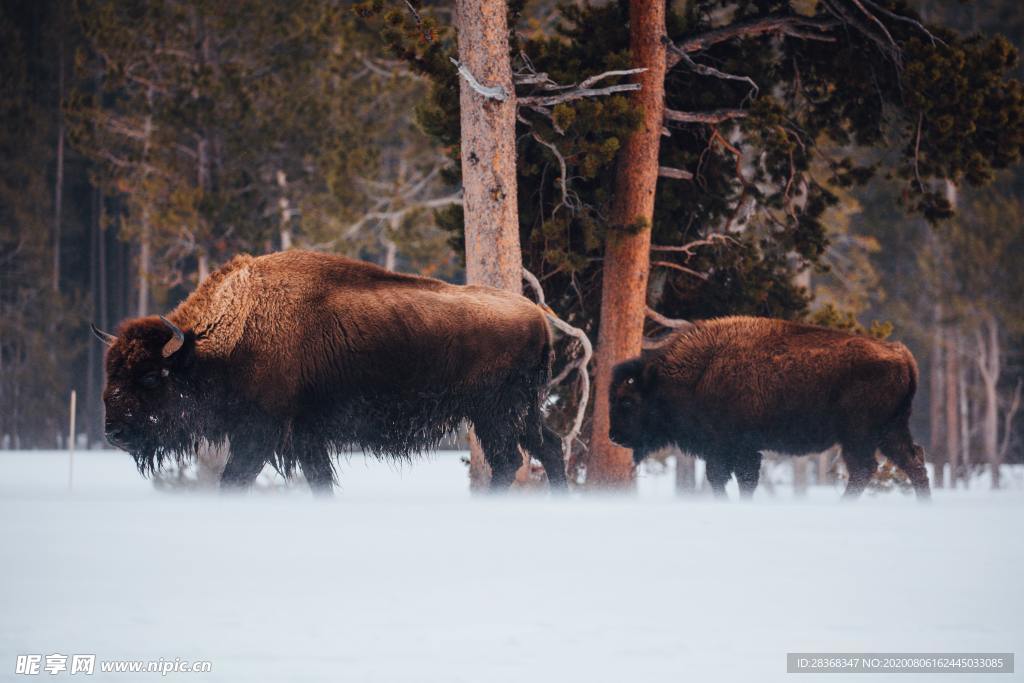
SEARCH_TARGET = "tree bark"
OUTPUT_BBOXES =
[52,24,65,294]
[928,304,945,488]
[945,329,961,488]
[277,169,293,250]
[137,87,154,317]
[587,0,667,488]
[976,314,1002,488]
[454,0,526,488]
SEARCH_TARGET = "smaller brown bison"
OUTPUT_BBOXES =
[609,316,931,500]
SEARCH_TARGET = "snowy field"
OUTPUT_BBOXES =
[1,450,1022,682]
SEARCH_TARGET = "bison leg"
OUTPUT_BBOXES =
[472,420,520,491]
[520,420,568,491]
[705,455,733,499]
[296,443,335,497]
[221,425,279,491]
[732,451,762,499]
[879,429,931,501]
[840,444,876,500]
[220,453,267,491]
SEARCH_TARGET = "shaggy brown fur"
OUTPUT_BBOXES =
[98,250,566,493]
[609,316,931,500]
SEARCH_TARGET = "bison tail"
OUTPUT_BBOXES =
[889,343,919,425]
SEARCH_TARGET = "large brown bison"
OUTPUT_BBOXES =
[608,316,931,500]
[92,250,566,493]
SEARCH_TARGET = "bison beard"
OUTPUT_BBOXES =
[95,251,567,493]
[608,316,931,500]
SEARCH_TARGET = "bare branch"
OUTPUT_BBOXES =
[666,15,836,69]
[651,260,710,280]
[522,268,593,463]
[578,68,648,89]
[531,132,580,214]
[645,306,694,330]
[664,108,749,125]
[666,42,759,99]
[650,234,737,254]
[847,0,898,51]
[450,58,509,102]
[343,193,463,238]
[821,0,901,64]
[861,0,946,46]
[518,82,642,108]
[642,333,677,350]
[658,166,694,180]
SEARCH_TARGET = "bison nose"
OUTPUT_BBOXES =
[105,422,127,446]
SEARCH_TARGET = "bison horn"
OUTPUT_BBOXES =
[90,323,117,347]
[159,316,186,358]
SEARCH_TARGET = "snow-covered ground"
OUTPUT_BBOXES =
[1,450,1021,682]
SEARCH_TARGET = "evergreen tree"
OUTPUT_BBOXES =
[361,0,1024,483]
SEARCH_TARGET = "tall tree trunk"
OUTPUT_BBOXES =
[958,344,970,483]
[137,87,154,317]
[453,0,525,488]
[945,329,961,488]
[587,0,667,488]
[976,314,1002,488]
[87,184,100,445]
[52,24,65,294]
[137,225,150,316]
[277,169,293,250]
[929,303,945,488]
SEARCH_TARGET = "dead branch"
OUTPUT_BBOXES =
[522,267,593,464]
[847,0,898,51]
[645,306,694,330]
[861,0,945,46]
[650,234,737,255]
[642,333,677,350]
[664,108,749,125]
[658,166,694,180]
[531,132,580,214]
[518,82,642,108]
[651,260,709,280]
[450,58,509,101]
[515,66,647,129]
[821,0,901,64]
[666,42,759,100]
[342,192,463,239]
[666,15,836,69]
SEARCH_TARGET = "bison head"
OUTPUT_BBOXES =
[93,316,202,472]
[608,357,668,463]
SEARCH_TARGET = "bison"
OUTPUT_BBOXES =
[608,316,931,500]
[92,250,566,493]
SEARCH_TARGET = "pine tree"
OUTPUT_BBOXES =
[361,0,1024,486]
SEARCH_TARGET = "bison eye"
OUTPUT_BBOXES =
[139,372,162,389]
[625,377,636,386]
